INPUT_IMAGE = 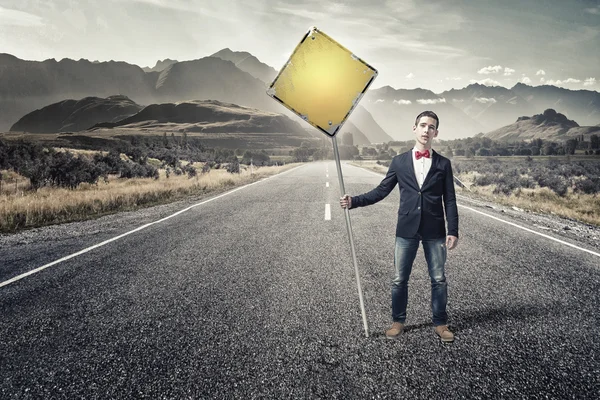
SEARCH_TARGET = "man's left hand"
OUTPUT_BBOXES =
[446,235,458,250]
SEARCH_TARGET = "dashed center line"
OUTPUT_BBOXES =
[325,204,331,220]
[326,182,329,188]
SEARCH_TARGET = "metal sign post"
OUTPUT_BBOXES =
[332,136,369,337]
[266,26,378,338]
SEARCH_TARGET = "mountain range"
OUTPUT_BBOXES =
[1,51,599,143]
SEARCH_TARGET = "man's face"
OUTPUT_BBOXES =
[413,116,438,147]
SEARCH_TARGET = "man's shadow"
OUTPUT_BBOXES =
[449,302,558,334]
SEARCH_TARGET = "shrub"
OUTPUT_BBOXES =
[473,174,494,186]
[574,178,599,195]
[227,159,240,174]
[519,176,537,189]
[181,163,197,178]
[539,175,568,196]
[119,162,158,179]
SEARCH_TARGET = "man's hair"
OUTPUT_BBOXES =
[414,111,439,129]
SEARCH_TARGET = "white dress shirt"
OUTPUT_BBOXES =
[412,147,433,188]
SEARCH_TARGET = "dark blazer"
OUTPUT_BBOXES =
[350,150,458,239]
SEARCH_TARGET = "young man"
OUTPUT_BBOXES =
[340,111,459,342]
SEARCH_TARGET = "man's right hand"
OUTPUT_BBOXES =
[340,194,352,209]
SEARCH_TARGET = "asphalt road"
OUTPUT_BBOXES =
[1,161,598,399]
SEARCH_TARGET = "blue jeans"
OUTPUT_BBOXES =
[392,236,448,326]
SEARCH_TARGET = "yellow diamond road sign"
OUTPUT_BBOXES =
[267,27,378,137]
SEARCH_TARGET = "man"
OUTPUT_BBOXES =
[340,111,458,343]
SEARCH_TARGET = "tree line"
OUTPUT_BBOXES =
[0,139,158,190]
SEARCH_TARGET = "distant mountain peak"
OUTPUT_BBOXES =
[209,49,277,84]
[511,82,530,89]
[528,108,579,126]
[211,48,254,64]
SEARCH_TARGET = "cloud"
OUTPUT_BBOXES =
[521,76,532,84]
[536,70,546,76]
[503,67,515,76]
[406,72,414,79]
[375,99,385,103]
[417,98,446,105]
[120,0,240,22]
[273,6,326,20]
[585,6,600,15]
[253,2,470,64]
[393,99,412,105]
[545,78,582,85]
[540,77,546,83]
[584,78,596,86]
[0,6,44,27]
[475,97,497,104]
[477,65,502,74]
[470,78,502,86]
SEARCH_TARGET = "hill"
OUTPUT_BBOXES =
[92,99,308,135]
[10,95,143,133]
[484,109,582,141]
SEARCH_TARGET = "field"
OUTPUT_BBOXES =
[0,163,299,233]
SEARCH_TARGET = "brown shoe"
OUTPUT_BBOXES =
[434,325,454,343]
[385,322,404,339]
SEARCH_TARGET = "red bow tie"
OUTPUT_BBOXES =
[415,149,431,160]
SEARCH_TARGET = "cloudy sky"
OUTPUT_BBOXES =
[1,0,598,92]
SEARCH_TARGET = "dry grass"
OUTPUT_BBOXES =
[0,163,300,232]
[464,186,600,226]
[351,161,600,227]
[351,160,389,175]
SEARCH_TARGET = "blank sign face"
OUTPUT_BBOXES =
[267,27,378,137]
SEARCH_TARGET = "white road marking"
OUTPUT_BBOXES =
[350,163,600,258]
[0,165,306,289]
[326,174,329,178]
[325,204,331,220]
[326,182,329,188]
[458,205,600,258]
